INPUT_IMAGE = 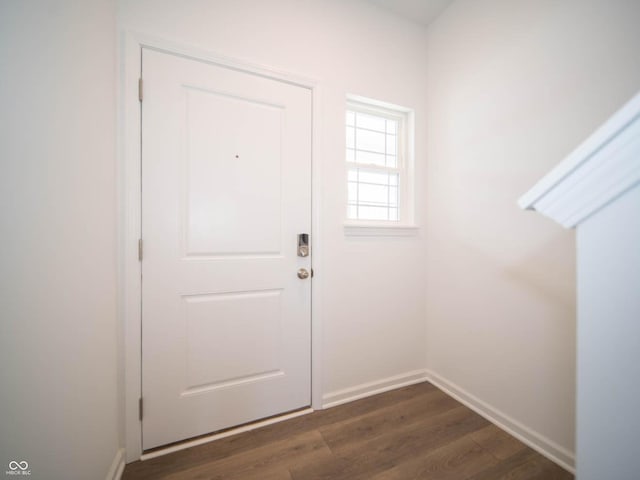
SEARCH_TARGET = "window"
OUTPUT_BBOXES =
[346,99,412,226]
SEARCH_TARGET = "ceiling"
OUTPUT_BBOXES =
[365,0,455,27]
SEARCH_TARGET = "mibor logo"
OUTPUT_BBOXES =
[6,461,30,476]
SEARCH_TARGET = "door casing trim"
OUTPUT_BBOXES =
[118,31,324,462]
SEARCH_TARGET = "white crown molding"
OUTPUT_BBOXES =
[519,91,640,228]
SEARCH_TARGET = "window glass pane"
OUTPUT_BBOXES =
[346,111,355,126]
[347,181,358,203]
[386,155,397,168]
[389,173,398,186]
[358,183,389,206]
[354,149,386,167]
[348,168,358,182]
[356,112,386,132]
[346,126,355,149]
[358,205,389,221]
[357,169,390,185]
[386,119,398,134]
[347,205,358,219]
[386,134,396,155]
[346,148,355,162]
[388,208,399,221]
[389,186,398,206]
[356,128,386,153]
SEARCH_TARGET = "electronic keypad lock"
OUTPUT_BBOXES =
[297,233,309,257]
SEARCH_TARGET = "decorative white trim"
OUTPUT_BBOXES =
[310,84,324,412]
[519,91,640,228]
[120,30,144,464]
[425,370,575,474]
[140,408,313,461]
[343,223,420,237]
[347,94,414,114]
[119,31,324,462]
[124,32,319,89]
[322,370,429,409]
[105,448,125,480]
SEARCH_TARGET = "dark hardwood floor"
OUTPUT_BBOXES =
[123,382,573,480]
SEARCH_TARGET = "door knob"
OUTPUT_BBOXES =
[297,268,310,279]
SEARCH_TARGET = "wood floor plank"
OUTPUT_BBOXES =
[470,424,528,460]
[162,430,330,480]
[291,406,490,480]
[369,435,499,480]
[327,404,489,458]
[122,382,574,480]
[519,456,574,480]
[318,388,458,451]
[465,448,573,480]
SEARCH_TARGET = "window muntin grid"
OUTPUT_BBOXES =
[346,111,398,168]
[346,107,404,222]
[347,167,399,221]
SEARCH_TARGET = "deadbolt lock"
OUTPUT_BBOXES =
[297,233,310,257]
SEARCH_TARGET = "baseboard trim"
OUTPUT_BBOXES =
[424,370,575,474]
[105,448,125,480]
[140,407,314,461]
[322,369,430,409]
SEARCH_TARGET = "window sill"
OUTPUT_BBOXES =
[343,223,420,237]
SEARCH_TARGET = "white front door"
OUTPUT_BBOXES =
[141,48,312,450]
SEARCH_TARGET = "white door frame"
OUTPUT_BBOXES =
[118,32,324,462]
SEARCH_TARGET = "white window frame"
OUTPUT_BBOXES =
[344,95,417,236]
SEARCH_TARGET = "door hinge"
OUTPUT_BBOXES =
[139,397,143,421]
[138,78,143,102]
[138,239,143,261]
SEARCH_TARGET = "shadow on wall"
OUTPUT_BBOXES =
[503,228,576,315]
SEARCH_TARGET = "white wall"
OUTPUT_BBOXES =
[577,184,640,479]
[0,1,121,479]
[425,0,640,468]
[118,0,430,404]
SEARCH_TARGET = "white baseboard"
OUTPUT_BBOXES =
[322,369,429,409]
[105,448,125,480]
[424,370,575,474]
